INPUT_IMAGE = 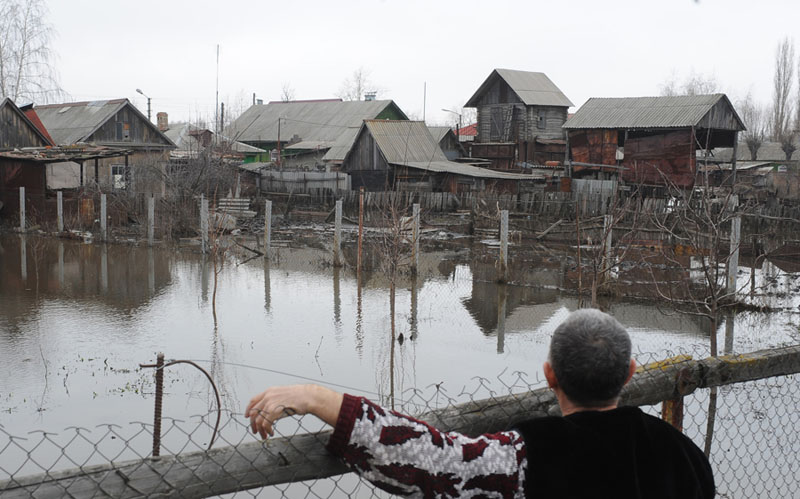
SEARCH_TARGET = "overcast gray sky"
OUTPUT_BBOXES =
[47,0,799,127]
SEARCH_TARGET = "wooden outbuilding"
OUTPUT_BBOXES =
[341,120,542,193]
[563,94,746,189]
[464,69,573,168]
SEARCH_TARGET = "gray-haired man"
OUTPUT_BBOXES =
[247,309,714,498]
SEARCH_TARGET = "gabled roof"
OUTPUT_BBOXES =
[349,120,542,180]
[0,98,54,149]
[465,69,573,108]
[228,99,408,144]
[427,126,455,143]
[35,98,175,147]
[563,94,746,131]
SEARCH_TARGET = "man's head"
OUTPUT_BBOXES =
[545,309,634,409]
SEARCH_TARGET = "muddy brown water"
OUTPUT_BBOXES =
[1,232,799,494]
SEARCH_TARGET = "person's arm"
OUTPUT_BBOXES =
[246,384,527,498]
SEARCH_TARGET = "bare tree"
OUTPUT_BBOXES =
[779,130,797,160]
[738,92,767,160]
[659,70,719,97]
[337,67,375,101]
[0,0,63,103]
[771,37,795,140]
[280,82,295,103]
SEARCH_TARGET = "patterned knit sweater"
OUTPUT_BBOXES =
[326,394,527,498]
[325,394,715,499]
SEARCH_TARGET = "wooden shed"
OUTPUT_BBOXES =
[563,94,746,189]
[341,120,542,193]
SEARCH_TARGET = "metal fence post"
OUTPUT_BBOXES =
[100,193,107,241]
[200,195,209,254]
[57,190,64,233]
[499,209,509,282]
[412,203,420,274]
[19,186,25,232]
[264,199,272,259]
[147,195,155,246]
[333,199,342,267]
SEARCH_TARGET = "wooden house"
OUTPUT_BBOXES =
[465,69,573,168]
[341,120,542,193]
[35,99,175,193]
[563,94,746,189]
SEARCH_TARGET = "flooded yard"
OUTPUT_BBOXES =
[1,231,799,497]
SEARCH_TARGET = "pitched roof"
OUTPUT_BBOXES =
[321,127,361,163]
[465,69,573,108]
[0,98,54,149]
[164,123,265,155]
[351,120,543,180]
[427,126,454,143]
[563,94,746,130]
[228,99,407,144]
[34,98,175,147]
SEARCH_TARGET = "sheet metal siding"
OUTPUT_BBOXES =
[620,129,695,188]
[0,103,50,150]
[564,94,744,131]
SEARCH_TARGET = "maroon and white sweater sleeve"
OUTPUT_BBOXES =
[326,394,527,498]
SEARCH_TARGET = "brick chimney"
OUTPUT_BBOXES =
[157,112,168,131]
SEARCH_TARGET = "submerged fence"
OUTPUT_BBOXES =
[1,346,799,498]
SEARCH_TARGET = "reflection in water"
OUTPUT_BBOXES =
[355,272,364,356]
[148,248,155,296]
[202,254,210,303]
[20,234,27,282]
[58,241,64,288]
[333,267,342,339]
[101,244,108,295]
[263,257,270,312]
[496,284,507,354]
[409,274,418,341]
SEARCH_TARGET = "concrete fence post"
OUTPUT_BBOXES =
[603,214,613,281]
[200,195,209,254]
[264,199,272,259]
[147,195,155,246]
[333,199,343,267]
[727,195,740,298]
[499,209,509,282]
[412,203,420,274]
[100,193,107,241]
[19,186,25,232]
[57,190,64,233]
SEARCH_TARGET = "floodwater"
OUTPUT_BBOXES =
[1,232,799,495]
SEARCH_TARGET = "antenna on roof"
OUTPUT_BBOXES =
[215,44,219,133]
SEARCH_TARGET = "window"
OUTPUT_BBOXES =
[111,164,130,190]
[115,122,131,141]
[537,110,546,130]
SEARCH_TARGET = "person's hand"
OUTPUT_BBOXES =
[245,384,343,440]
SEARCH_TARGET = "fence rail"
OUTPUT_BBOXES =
[2,345,798,498]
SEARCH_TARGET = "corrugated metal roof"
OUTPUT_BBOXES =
[427,126,452,143]
[365,120,447,164]
[563,94,734,129]
[398,161,546,180]
[35,99,128,145]
[465,69,573,108]
[321,127,359,162]
[164,123,265,154]
[228,99,406,144]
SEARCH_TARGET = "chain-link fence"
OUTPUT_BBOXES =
[1,346,799,498]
